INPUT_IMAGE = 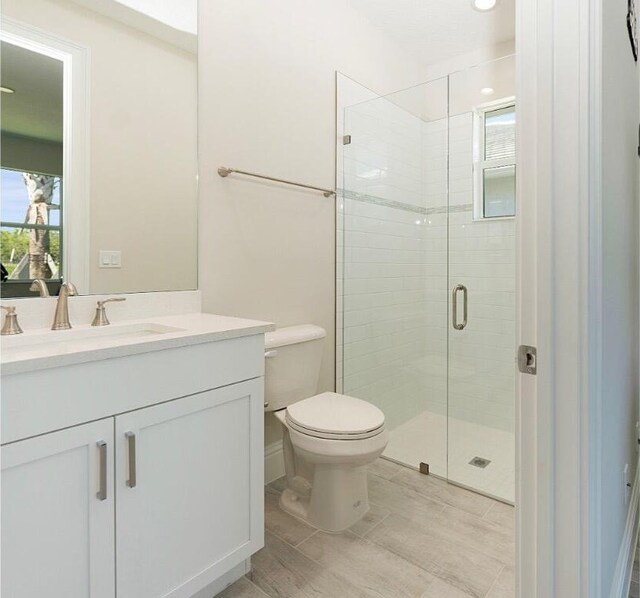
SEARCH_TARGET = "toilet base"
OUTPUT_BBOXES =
[279,463,371,533]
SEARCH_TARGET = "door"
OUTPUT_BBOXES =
[115,378,264,598]
[1,419,115,598]
[447,56,517,503]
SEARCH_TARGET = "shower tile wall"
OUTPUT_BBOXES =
[447,113,516,434]
[340,98,447,441]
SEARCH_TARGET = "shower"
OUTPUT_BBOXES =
[337,55,516,503]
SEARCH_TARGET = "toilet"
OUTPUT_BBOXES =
[264,324,388,532]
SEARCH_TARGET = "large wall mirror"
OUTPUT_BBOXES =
[0,0,198,297]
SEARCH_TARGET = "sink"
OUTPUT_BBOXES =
[2,323,185,356]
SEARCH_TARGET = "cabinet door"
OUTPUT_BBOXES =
[115,378,264,598]
[1,420,115,598]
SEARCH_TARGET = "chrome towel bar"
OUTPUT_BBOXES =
[217,166,335,198]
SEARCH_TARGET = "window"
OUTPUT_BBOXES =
[1,168,63,287]
[473,99,516,219]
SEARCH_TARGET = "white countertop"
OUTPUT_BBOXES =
[1,313,274,376]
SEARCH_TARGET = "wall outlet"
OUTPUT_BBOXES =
[624,463,631,506]
[99,250,121,269]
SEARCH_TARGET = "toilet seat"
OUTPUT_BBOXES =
[284,392,385,440]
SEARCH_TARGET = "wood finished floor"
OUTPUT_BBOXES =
[218,458,515,598]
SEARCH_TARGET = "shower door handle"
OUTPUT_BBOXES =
[452,284,468,330]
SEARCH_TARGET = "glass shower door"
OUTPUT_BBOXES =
[447,56,516,503]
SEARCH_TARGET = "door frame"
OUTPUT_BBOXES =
[516,0,603,594]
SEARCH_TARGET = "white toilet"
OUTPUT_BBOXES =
[264,324,388,532]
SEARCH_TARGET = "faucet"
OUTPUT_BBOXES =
[1,305,23,335]
[29,279,50,297]
[51,282,78,330]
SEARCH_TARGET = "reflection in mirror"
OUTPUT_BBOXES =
[1,43,64,296]
[0,0,198,298]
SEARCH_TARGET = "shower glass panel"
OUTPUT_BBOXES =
[448,56,516,502]
[340,77,449,477]
[338,55,516,502]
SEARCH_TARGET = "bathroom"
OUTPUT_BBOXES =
[1,1,639,597]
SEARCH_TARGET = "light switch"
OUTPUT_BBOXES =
[99,250,122,268]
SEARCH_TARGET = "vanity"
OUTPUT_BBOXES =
[1,303,273,598]
[0,1,267,595]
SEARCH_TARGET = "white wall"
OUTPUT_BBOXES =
[198,0,428,446]
[599,0,640,592]
[3,0,198,294]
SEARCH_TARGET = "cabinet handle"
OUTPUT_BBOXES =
[125,431,136,488]
[96,440,107,501]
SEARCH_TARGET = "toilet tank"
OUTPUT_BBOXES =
[264,325,326,412]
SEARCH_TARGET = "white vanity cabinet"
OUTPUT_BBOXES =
[115,379,263,598]
[1,419,116,598]
[1,321,269,598]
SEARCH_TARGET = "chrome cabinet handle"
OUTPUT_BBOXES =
[96,440,107,501]
[125,431,137,488]
[452,284,468,330]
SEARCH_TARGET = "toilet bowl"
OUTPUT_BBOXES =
[264,325,388,532]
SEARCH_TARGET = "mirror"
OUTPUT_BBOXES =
[0,0,198,297]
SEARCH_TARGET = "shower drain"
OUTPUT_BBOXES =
[469,456,491,469]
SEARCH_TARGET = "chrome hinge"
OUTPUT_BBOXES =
[518,345,537,375]
[343,134,352,145]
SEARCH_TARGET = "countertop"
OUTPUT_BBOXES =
[1,312,275,376]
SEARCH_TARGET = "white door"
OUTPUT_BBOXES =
[1,419,115,598]
[115,379,264,598]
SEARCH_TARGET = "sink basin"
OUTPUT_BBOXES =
[2,323,185,356]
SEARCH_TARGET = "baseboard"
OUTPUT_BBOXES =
[610,456,640,598]
[265,440,285,485]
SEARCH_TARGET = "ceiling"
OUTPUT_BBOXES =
[348,0,515,67]
[1,42,64,143]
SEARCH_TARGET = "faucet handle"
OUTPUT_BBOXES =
[1,305,23,335]
[92,297,126,327]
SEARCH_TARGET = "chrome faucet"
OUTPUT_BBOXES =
[30,278,50,297]
[52,282,78,330]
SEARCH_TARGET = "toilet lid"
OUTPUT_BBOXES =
[285,392,385,438]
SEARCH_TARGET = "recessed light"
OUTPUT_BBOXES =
[0,86,15,94]
[472,0,498,11]
[481,87,495,96]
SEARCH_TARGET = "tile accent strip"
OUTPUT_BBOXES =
[338,188,472,215]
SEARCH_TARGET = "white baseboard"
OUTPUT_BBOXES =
[610,456,640,598]
[265,440,285,485]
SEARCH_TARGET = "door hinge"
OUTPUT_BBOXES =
[343,134,352,145]
[518,345,537,375]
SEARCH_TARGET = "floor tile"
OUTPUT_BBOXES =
[367,472,446,522]
[369,457,405,480]
[216,576,270,598]
[486,566,515,598]
[392,467,496,518]
[483,501,515,532]
[264,486,316,547]
[349,501,390,537]
[297,530,471,598]
[366,512,504,597]
[250,531,371,598]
